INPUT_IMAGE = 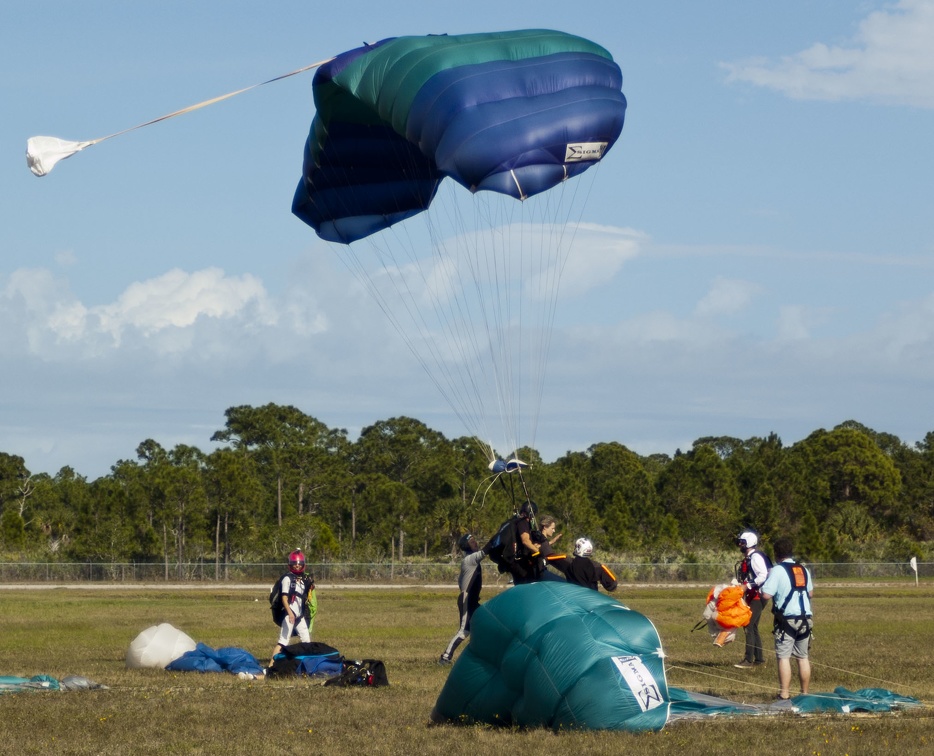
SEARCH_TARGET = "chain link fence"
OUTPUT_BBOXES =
[0,560,928,585]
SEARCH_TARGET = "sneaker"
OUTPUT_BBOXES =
[438,655,452,665]
[753,660,766,667]
[734,661,754,669]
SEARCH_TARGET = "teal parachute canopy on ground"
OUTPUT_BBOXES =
[430,583,922,732]
[431,582,670,731]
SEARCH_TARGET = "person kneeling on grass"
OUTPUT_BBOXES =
[761,536,814,700]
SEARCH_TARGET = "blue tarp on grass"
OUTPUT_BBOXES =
[164,643,263,676]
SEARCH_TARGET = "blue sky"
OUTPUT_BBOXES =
[2,1,933,479]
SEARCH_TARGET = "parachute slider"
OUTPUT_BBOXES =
[488,457,529,474]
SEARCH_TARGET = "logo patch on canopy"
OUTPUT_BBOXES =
[611,655,665,712]
[565,142,608,162]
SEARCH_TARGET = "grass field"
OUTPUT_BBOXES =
[1,583,932,755]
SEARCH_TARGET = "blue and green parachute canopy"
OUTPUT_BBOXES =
[431,582,671,732]
[292,29,627,243]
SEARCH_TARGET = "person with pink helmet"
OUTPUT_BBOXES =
[268,549,317,668]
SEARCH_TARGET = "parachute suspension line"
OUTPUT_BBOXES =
[26,57,335,177]
[431,187,500,445]
[333,179,500,452]
[322,134,604,473]
[472,194,516,455]
[529,193,563,445]
[528,192,554,451]
[336,222,482,442]
[334,164,602,470]
[430,175,595,462]
[527,163,603,449]
[420,195,491,440]
[517,196,535,454]
[324,136,488,443]
[479,176,583,459]
[489,194,525,457]
[420,185,499,448]
[419,184,515,455]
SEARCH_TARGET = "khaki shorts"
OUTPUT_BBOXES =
[773,619,812,659]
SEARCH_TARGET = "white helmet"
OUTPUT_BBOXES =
[574,538,594,558]
[737,531,758,549]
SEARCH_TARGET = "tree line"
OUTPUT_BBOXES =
[1,404,932,571]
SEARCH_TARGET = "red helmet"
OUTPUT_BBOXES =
[288,550,306,575]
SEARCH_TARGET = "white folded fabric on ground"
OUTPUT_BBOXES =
[126,623,197,669]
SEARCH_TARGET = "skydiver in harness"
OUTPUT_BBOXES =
[734,530,772,669]
[761,536,814,700]
[483,457,549,584]
[483,501,539,585]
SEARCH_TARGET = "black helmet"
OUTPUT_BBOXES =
[457,533,477,552]
[520,500,538,519]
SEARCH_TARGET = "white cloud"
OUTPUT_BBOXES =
[5,238,934,479]
[284,293,330,338]
[1,267,77,355]
[93,267,274,346]
[864,291,934,364]
[722,0,934,107]
[0,266,288,358]
[2,267,67,311]
[611,310,710,344]
[55,249,77,267]
[47,300,89,341]
[776,305,816,341]
[557,224,646,298]
[695,276,761,317]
